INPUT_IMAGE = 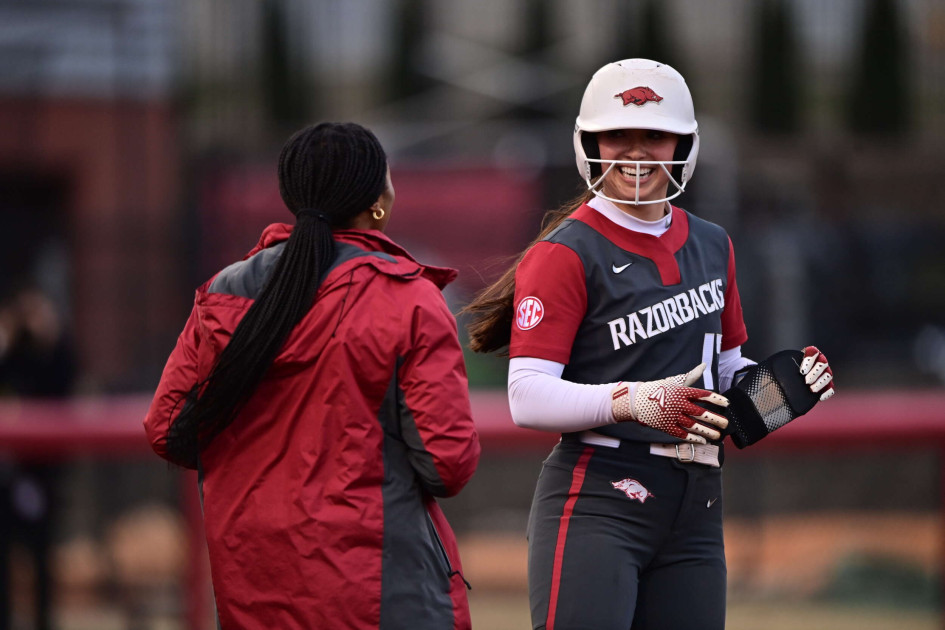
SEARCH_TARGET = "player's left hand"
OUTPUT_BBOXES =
[799,346,835,401]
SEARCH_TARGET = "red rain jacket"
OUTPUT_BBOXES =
[144,225,480,629]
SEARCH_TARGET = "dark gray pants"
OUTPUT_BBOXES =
[527,438,726,630]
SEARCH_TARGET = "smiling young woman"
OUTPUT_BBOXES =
[463,59,834,630]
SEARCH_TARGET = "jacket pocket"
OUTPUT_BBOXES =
[425,510,471,590]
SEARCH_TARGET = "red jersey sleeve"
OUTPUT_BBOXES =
[721,236,749,351]
[509,241,587,363]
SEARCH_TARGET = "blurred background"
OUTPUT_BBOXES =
[1,0,944,628]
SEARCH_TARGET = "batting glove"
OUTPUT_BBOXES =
[611,363,730,444]
[800,345,835,401]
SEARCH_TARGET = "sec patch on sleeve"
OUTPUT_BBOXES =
[515,296,545,330]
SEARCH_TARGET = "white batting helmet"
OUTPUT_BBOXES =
[574,58,700,205]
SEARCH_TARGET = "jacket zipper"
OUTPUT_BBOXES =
[425,511,472,590]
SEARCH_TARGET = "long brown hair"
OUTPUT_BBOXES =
[463,189,594,355]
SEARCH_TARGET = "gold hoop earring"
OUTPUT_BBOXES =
[372,207,385,220]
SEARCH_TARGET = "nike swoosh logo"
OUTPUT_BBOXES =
[707,497,718,508]
[612,263,632,273]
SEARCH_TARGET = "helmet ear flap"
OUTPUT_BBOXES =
[672,134,693,182]
[581,132,602,179]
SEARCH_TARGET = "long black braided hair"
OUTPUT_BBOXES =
[164,122,388,468]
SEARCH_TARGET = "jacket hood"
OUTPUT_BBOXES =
[247,223,458,289]
[193,223,460,369]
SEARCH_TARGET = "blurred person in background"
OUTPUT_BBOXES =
[144,122,480,629]
[0,283,76,398]
[0,282,76,630]
[465,59,834,630]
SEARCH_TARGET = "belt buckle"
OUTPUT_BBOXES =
[675,443,696,463]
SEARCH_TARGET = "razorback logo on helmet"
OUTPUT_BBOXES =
[611,478,654,503]
[515,296,544,330]
[614,86,663,107]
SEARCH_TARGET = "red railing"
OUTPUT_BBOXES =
[2,389,945,628]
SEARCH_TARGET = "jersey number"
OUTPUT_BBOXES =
[701,333,722,390]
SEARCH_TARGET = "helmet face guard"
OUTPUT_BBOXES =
[574,59,700,206]
[582,157,693,206]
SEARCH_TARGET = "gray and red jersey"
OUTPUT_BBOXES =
[510,203,748,443]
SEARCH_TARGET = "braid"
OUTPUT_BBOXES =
[165,123,388,468]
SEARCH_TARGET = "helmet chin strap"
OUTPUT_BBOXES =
[586,160,687,206]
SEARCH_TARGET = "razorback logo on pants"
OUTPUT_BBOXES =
[611,478,654,503]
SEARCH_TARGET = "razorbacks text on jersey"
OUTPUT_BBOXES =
[510,203,747,443]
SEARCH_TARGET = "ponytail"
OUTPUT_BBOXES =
[165,123,387,467]
[463,190,593,355]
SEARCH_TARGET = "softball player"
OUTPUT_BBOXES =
[465,59,834,629]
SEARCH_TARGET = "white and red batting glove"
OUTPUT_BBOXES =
[800,345,835,401]
[611,363,730,444]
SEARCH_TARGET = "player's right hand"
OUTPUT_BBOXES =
[611,363,730,444]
